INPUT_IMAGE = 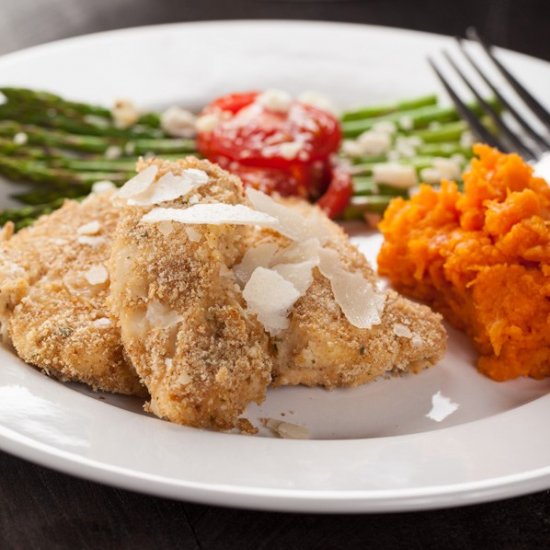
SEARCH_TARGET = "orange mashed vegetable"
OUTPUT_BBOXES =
[378,144,550,381]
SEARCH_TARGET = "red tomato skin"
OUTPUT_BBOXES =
[197,91,346,208]
[316,167,353,219]
[204,91,259,115]
[197,94,341,172]
[211,156,315,198]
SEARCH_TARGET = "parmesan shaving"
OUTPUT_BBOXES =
[372,163,417,189]
[344,129,392,158]
[185,227,201,242]
[399,115,414,131]
[318,248,385,329]
[256,89,292,113]
[234,237,321,291]
[84,264,109,285]
[297,91,338,115]
[412,334,424,347]
[419,167,441,185]
[274,238,321,265]
[395,136,421,158]
[145,300,183,329]
[92,317,112,328]
[393,323,413,338]
[112,99,139,129]
[91,180,116,194]
[372,121,397,134]
[234,242,279,285]
[177,371,192,386]
[77,220,101,235]
[242,267,300,335]
[262,418,309,439]
[195,113,220,133]
[279,141,303,160]
[117,165,158,198]
[13,132,28,146]
[77,236,105,247]
[433,157,462,180]
[158,221,174,236]
[141,204,278,227]
[272,261,316,295]
[105,145,122,160]
[341,140,365,158]
[128,169,209,206]
[160,106,197,138]
[245,187,331,242]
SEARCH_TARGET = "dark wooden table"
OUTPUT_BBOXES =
[1,2,550,549]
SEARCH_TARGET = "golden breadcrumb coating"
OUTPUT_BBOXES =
[0,154,446,429]
[108,157,273,430]
[0,191,144,395]
[251,199,447,388]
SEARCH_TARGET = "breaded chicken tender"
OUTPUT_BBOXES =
[108,157,273,430]
[0,191,144,395]
[241,199,447,388]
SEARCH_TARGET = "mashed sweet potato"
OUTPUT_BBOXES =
[378,144,550,381]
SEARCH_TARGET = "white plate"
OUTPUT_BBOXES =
[1,21,550,513]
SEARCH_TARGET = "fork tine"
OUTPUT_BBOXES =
[427,57,505,150]
[455,37,550,150]
[442,50,537,160]
[466,28,550,128]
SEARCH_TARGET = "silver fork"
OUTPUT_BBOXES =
[428,27,550,178]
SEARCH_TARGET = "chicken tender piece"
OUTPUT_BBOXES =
[0,191,144,395]
[108,157,273,430]
[246,200,447,388]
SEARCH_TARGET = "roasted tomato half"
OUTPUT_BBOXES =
[198,91,346,201]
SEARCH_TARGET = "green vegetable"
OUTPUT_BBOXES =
[343,195,394,220]
[0,199,67,231]
[342,94,438,122]
[0,121,196,155]
[0,157,132,186]
[342,98,500,137]
[0,87,493,229]
[0,87,161,130]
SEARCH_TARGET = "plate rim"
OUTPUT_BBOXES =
[0,18,547,70]
[2,400,550,513]
[1,19,550,513]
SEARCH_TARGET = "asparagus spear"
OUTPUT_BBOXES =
[352,177,378,195]
[0,157,132,186]
[0,199,67,230]
[0,137,76,160]
[0,103,164,139]
[342,94,438,122]
[412,121,469,143]
[12,188,86,205]
[352,176,411,196]
[0,108,163,139]
[352,155,458,177]
[129,137,197,156]
[0,88,489,229]
[342,99,499,137]
[349,141,472,166]
[416,142,472,157]
[50,158,137,172]
[0,121,196,155]
[0,87,161,129]
[0,88,112,118]
[342,195,394,220]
